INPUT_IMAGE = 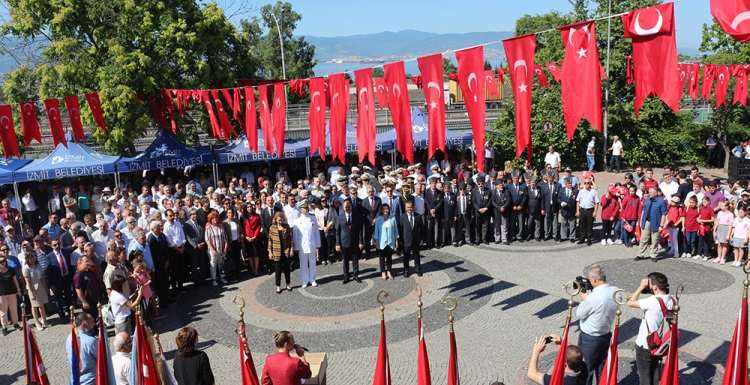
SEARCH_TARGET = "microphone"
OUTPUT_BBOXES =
[294,344,309,352]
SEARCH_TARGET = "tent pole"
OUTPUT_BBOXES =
[306,157,310,175]
[13,183,23,229]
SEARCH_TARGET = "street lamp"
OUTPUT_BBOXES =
[270,11,289,136]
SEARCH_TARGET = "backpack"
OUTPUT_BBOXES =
[646,296,677,358]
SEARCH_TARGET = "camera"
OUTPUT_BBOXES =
[544,336,553,344]
[642,281,653,295]
[575,276,594,293]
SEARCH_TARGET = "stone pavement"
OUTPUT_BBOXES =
[0,234,743,385]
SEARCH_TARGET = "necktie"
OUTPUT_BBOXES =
[371,198,374,211]
[57,251,67,276]
[567,189,570,199]
[193,221,199,234]
[461,196,466,214]
[347,214,351,229]
[410,214,414,229]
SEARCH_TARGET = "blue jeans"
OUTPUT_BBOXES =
[684,231,697,255]
[578,331,612,385]
[587,154,595,171]
[618,220,636,243]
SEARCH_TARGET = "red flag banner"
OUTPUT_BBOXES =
[244,87,258,152]
[715,65,731,108]
[257,85,274,153]
[173,89,185,118]
[19,102,42,147]
[533,65,550,89]
[544,63,562,83]
[25,321,50,385]
[417,318,431,385]
[221,88,233,112]
[96,313,115,385]
[44,99,67,148]
[372,319,392,385]
[549,326,570,385]
[272,82,286,155]
[503,35,536,159]
[598,325,620,385]
[625,56,633,85]
[688,63,701,100]
[374,78,389,109]
[199,91,222,140]
[418,54,446,163]
[676,64,689,101]
[622,3,680,117]
[446,73,460,83]
[150,96,167,130]
[560,20,603,140]
[0,105,19,159]
[308,77,327,159]
[485,70,500,98]
[289,79,308,97]
[411,75,423,89]
[163,89,176,133]
[211,89,235,141]
[63,95,86,144]
[328,73,348,164]
[85,92,107,133]
[447,329,459,385]
[455,46,487,170]
[384,61,414,164]
[355,68,376,164]
[732,64,750,106]
[233,88,244,130]
[239,324,260,385]
[701,64,717,101]
[711,0,750,43]
[659,318,680,385]
[496,68,508,85]
[134,318,160,385]
[721,296,748,385]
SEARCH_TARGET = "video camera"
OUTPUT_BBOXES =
[575,276,594,293]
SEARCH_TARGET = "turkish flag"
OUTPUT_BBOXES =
[96,314,116,385]
[676,64,689,100]
[372,319,392,385]
[625,56,633,84]
[134,317,160,385]
[411,75,423,89]
[548,323,571,385]
[272,82,286,155]
[384,61,414,164]
[701,64,717,101]
[417,318,432,385]
[688,63,701,100]
[0,105,18,159]
[447,329,459,385]
[84,92,107,133]
[374,78,389,109]
[211,89,235,141]
[200,90,223,140]
[732,64,750,106]
[308,77,327,159]
[545,63,562,83]
[497,68,509,85]
[503,35,536,159]
[233,88,244,129]
[221,88,233,112]
[598,325,620,385]
[19,101,42,146]
[44,99,67,148]
[485,70,500,98]
[560,20,602,140]
[173,89,185,118]
[446,73,460,83]
[711,0,750,43]
[24,318,50,385]
[721,295,748,385]
[355,68,376,164]
[244,87,258,152]
[150,96,167,129]
[328,73,348,164]
[622,3,680,117]
[659,318,680,385]
[257,85,274,153]
[455,46,487,170]
[63,95,86,144]
[162,89,176,133]
[418,54,445,163]
[715,65,731,108]
[239,324,260,385]
[533,65,550,89]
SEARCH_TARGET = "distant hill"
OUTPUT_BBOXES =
[302,30,514,60]
[677,47,703,58]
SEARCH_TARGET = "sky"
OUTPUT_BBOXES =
[284,0,711,50]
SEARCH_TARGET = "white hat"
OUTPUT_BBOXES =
[3,225,13,232]
[103,187,112,192]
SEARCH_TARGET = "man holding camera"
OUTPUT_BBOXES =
[627,272,673,385]
[575,264,619,385]
[527,334,587,385]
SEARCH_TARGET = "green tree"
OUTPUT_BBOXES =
[1,0,259,154]
[372,67,385,78]
[443,57,458,74]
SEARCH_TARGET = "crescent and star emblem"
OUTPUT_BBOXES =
[275,98,281,109]
[359,88,369,110]
[485,75,493,83]
[680,72,686,81]
[427,82,441,110]
[513,61,528,93]
[88,99,98,110]
[633,9,663,36]
[731,11,750,30]
[392,84,401,99]
[23,103,33,116]
[377,85,385,93]
[48,108,58,120]
[467,72,478,102]
[0,116,10,129]
[549,65,557,71]
[312,91,321,111]
[719,73,726,84]
[332,93,340,107]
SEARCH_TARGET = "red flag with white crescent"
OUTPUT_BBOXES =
[308,77,327,159]
[484,70,499,98]
[560,20,603,140]
[84,92,107,133]
[676,63,689,101]
[374,78,389,109]
[721,296,748,385]
[372,319,392,385]
[701,64,717,101]
[272,82,286,155]
[418,54,445,163]
[417,318,432,385]
[134,317,160,385]
[355,68,376,164]
[44,99,67,148]
[688,64,701,100]
[533,65,550,89]
[548,324,570,385]
[545,62,562,83]
[233,88,244,130]
[239,324,260,385]
[384,61,414,164]
[198,91,221,140]
[163,89,177,133]
[711,0,750,43]
[447,330,460,385]
[211,89,235,141]
[244,87,258,152]
[25,320,50,385]
[598,324,620,385]
[257,85,274,153]
[622,3,680,117]
[63,95,86,144]
[503,34,536,159]
[497,68,509,85]
[732,64,750,106]
[0,105,19,160]
[455,46,487,170]
[328,73,348,164]
[19,101,42,146]
[715,65,731,108]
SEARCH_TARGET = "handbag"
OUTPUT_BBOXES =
[634,223,642,242]
[220,255,235,275]
[101,304,116,327]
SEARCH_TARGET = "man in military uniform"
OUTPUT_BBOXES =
[292,201,321,288]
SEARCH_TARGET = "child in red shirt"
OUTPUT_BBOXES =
[618,186,642,247]
[666,196,684,258]
[682,196,701,259]
[600,186,620,245]
[697,196,716,261]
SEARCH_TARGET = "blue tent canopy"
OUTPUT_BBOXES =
[14,142,121,182]
[117,130,215,173]
[213,130,309,164]
[0,158,31,184]
[300,121,395,158]
[380,107,473,149]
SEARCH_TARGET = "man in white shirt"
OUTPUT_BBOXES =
[587,136,596,171]
[283,194,300,227]
[111,332,132,385]
[658,173,679,202]
[293,201,321,288]
[608,135,625,173]
[484,140,495,173]
[544,145,562,181]
[163,209,187,291]
[90,220,114,260]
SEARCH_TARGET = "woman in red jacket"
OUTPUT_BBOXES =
[261,331,312,385]
[243,202,262,277]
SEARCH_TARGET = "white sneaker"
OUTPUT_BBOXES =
[311,282,318,287]
[220,278,228,284]
[601,239,607,245]
[733,261,741,267]
[615,239,623,245]
[606,239,614,245]
[301,283,308,288]
[692,254,701,259]
[702,256,709,261]
[212,280,218,286]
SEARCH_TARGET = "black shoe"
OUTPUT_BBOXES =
[495,240,501,244]
[453,243,459,247]
[160,304,169,309]
[342,278,350,284]
[404,272,410,278]
[518,239,524,243]
[577,240,586,244]
[503,241,510,245]
[354,276,362,283]
[634,256,644,261]
[536,238,542,242]
[2,328,7,336]
[587,241,592,246]
[570,239,576,243]
[555,238,561,242]
[474,242,481,246]
[58,312,66,319]
[276,289,282,294]
[484,241,490,245]
[13,324,21,331]
[417,272,423,277]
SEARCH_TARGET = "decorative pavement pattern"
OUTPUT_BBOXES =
[0,238,741,385]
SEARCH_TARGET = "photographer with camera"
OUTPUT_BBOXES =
[626,272,673,385]
[527,334,587,385]
[575,264,619,385]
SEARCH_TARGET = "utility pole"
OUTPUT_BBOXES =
[271,11,289,135]
[602,0,612,172]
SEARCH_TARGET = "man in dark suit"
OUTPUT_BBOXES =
[46,185,63,221]
[259,195,276,275]
[183,208,207,286]
[491,181,511,244]
[540,170,561,241]
[147,221,171,305]
[400,201,423,277]
[455,182,473,246]
[45,239,72,318]
[471,174,492,245]
[558,177,579,242]
[361,186,381,261]
[196,197,212,228]
[440,183,457,247]
[424,177,444,249]
[335,200,363,284]
[526,176,544,241]
[59,222,89,255]
[507,171,529,243]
